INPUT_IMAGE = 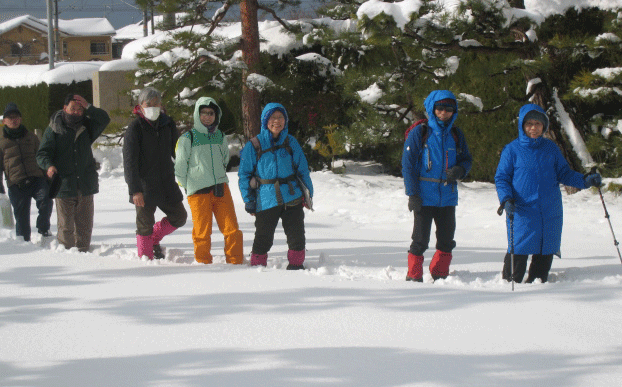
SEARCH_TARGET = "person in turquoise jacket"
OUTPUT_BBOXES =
[238,103,313,270]
[495,103,601,283]
[402,90,472,282]
[175,97,243,264]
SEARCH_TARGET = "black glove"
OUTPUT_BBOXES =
[584,173,602,188]
[408,195,422,213]
[446,165,465,183]
[504,199,515,218]
[245,201,256,214]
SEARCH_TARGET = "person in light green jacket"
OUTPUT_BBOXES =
[174,97,243,264]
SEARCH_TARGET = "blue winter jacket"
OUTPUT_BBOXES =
[495,104,587,255]
[238,103,313,212]
[402,90,472,207]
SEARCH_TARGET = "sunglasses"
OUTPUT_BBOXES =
[435,106,455,113]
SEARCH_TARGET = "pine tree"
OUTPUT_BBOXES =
[132,0,304,139]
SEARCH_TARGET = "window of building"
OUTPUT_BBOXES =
[10,43,31,57]
[90,41,108,55]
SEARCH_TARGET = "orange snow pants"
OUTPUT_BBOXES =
[187,183,243,264]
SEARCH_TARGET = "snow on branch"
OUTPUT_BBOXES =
[553,89,594,168]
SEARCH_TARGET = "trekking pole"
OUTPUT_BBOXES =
[497,202,515,291]
[591,167,622,264]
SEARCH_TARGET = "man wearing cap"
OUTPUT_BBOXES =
[0,102,53,241]
[495,103,602,283]
[402,90,472,282]
[37,94,110,252]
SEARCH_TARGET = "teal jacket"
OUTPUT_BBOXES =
[174,97,229,196]
[36,105,110,198]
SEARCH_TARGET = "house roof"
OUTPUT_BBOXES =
[0,15,116,37]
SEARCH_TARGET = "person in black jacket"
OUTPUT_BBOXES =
[37,94,110,252]
[123,87,187,260]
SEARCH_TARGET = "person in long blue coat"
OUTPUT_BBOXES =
[495,103,602,283]
[238,103,313,270]
[402,90,472,281]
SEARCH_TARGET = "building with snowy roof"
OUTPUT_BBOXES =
[0,15,116,65]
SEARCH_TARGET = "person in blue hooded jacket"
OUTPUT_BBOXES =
[402,90,472,282]
[238,103,313,270]
[495,104,602,283]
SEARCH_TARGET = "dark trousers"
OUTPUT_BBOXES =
[409,206,456,256]
[135,200,187,236]
[252,202,305,255]
[502,253,554,283]
[8,177,53,242]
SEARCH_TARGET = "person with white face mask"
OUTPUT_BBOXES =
[123,87,187,260]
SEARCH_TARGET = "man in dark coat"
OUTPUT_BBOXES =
[36,94,110,252]
[0,102,53,241]
[123,87,186,260]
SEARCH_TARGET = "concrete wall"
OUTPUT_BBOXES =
[92,70,135,131]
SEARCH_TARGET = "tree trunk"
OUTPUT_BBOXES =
[240,0,261,140]
[163,13,176,31]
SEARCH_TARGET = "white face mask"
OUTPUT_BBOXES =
[142,107,161,121]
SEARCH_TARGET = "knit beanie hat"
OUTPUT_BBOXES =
[3,102,21,117]
[434,98,456,108]
[523,110,548,128]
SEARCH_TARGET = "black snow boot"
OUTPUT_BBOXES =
[153,244,165,259]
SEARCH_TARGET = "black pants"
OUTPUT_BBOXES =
[135,200,187,236]
[252,202,305,255]
[8,177,54,242]
[502,253,554,283]
[409,206,456,256]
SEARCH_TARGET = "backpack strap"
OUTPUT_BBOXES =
[249,135,298,206]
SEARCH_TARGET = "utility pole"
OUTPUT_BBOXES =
[46,0,54,69]
[143,8,148,36]
[54,0,59,61]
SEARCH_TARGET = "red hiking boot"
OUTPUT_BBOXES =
[429,250,452,280]
[406,253,424,282]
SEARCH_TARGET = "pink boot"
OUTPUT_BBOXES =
[137,234,154,260]
[250,253,268,266]
[406,253,424,282]
[287,249,305,270]
[429,250,452,280]
[152,217,177,245]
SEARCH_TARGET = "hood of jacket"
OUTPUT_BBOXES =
[49,110,67,134]
[260,102,289,144]
[518,103,549,148]
[423,90,459,134]
[193,96,221,134]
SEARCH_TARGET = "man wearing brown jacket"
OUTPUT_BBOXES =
[0,103,53,242]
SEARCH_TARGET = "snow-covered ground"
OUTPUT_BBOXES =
[1,147,622,386]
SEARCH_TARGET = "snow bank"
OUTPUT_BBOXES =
[0,62,103,87]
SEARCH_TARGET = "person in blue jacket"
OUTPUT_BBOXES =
[402,90,472,282]
[495,103,602,283]
[238,103,313,270]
